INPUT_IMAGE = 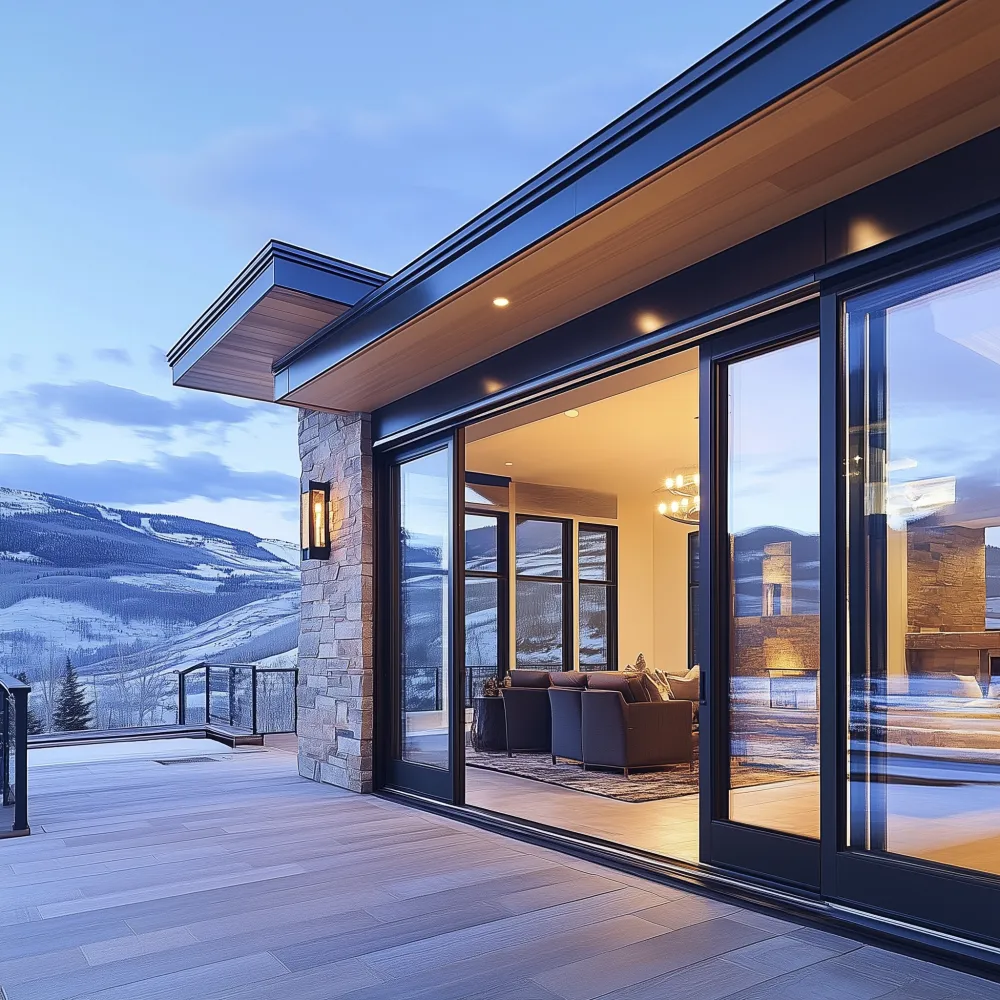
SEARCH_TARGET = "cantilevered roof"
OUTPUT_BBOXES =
[167,241,387,401]
[171,0,1000,412]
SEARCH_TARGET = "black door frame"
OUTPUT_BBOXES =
[376,428,466,803]
[823,242,1000,945]
[699,304,823,891]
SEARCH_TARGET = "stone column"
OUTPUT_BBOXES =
[296,409,374,793]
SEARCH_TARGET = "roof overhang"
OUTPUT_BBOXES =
[271,0,1000,412]
[167,241,387,401]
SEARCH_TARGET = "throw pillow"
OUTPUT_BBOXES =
[640,674,663,702]
[665,674,699,701]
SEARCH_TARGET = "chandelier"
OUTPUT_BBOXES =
[654,471,700,525]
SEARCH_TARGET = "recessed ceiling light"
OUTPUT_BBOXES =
[564,409,579,418]
[504,462,513,466]
[492,296,510,308]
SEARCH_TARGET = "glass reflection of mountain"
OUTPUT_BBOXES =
[732,526,820,617]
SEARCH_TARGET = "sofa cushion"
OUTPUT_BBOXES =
[587,672,647,702]
[509,669,551,688]
[665,674,699,701]
[550,670,589,688]
[640,674,664,702]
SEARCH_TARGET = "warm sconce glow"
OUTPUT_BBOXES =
[564,409,579,418]
[301,481,331,560]
[636,311,665,335]
[492,296,510,308]
[848,216,893,253]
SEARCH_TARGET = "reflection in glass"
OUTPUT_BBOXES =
[727,338,820,837]
[399,449,450,768]
[849,255,1000,875]
[516,580,564,667]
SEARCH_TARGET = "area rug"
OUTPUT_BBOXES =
[466,746,700,803]
[467,739,816,804]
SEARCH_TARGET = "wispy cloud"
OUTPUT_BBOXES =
[137,70,666,272]
[6,354,26,373]
[0,451,296,505]
[2,380,262,432]
[93,348,132,365]
[55,353,74,374]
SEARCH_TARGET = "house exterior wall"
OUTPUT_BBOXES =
[296,409,374,793]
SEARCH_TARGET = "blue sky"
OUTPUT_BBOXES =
[0,0,773,542]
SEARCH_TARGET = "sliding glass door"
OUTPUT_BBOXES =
[701,310,822,888]
[382,431,465,801]
[838,246,1000,941]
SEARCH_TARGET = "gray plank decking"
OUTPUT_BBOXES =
[1,743,998,999]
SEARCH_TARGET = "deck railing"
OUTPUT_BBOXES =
[0,672,30,837]
[178,663,298,736]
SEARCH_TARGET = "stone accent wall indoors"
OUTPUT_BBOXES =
[296,409,374,793]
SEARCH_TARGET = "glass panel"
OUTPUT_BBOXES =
[850,257,1000,876]
[516,580,564,667]
[399,449,450,769]
[465,514,498,572]
[516,518,564,577]
[579,528,610,581]
[466,577,499,668]
[579,583,610,669]
[727,338,820,838]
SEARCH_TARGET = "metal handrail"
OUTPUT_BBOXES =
[178,662,298,735]
[0,672,30,836]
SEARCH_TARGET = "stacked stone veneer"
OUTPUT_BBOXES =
[297,409,374,793]
[906,525,985,632]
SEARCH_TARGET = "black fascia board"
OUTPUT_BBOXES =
[273,0,945,399]
[168,240,387,384]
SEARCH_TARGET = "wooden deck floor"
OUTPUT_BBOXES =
[1,742,998,999]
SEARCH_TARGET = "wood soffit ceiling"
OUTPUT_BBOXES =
[283,0,1000,413]
[174,288,348,401]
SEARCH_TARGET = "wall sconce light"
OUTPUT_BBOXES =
[301,481,331,560]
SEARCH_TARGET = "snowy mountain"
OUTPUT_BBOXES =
[0,486,300,676]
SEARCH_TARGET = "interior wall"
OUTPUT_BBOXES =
[617,493,695,675]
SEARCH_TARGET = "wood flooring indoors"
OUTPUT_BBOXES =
[0,739,998,999]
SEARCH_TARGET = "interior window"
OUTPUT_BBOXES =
[578,524,617,671]
[515,516,570,669]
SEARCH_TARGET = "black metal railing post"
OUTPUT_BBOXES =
[251,665,259,735]
[178,671,186,725]
[1,673,31,837]
[12,685,28,834]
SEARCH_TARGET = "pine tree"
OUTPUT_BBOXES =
[52,657,92,732]
[15,672,43,736]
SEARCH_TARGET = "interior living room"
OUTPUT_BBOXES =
[461,343,821,862]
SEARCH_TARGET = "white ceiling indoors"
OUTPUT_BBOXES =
[465,348,698,500]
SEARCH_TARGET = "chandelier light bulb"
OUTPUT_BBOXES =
[654,466,701,524]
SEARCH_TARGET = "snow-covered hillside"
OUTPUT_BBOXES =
[0,486,300,680]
